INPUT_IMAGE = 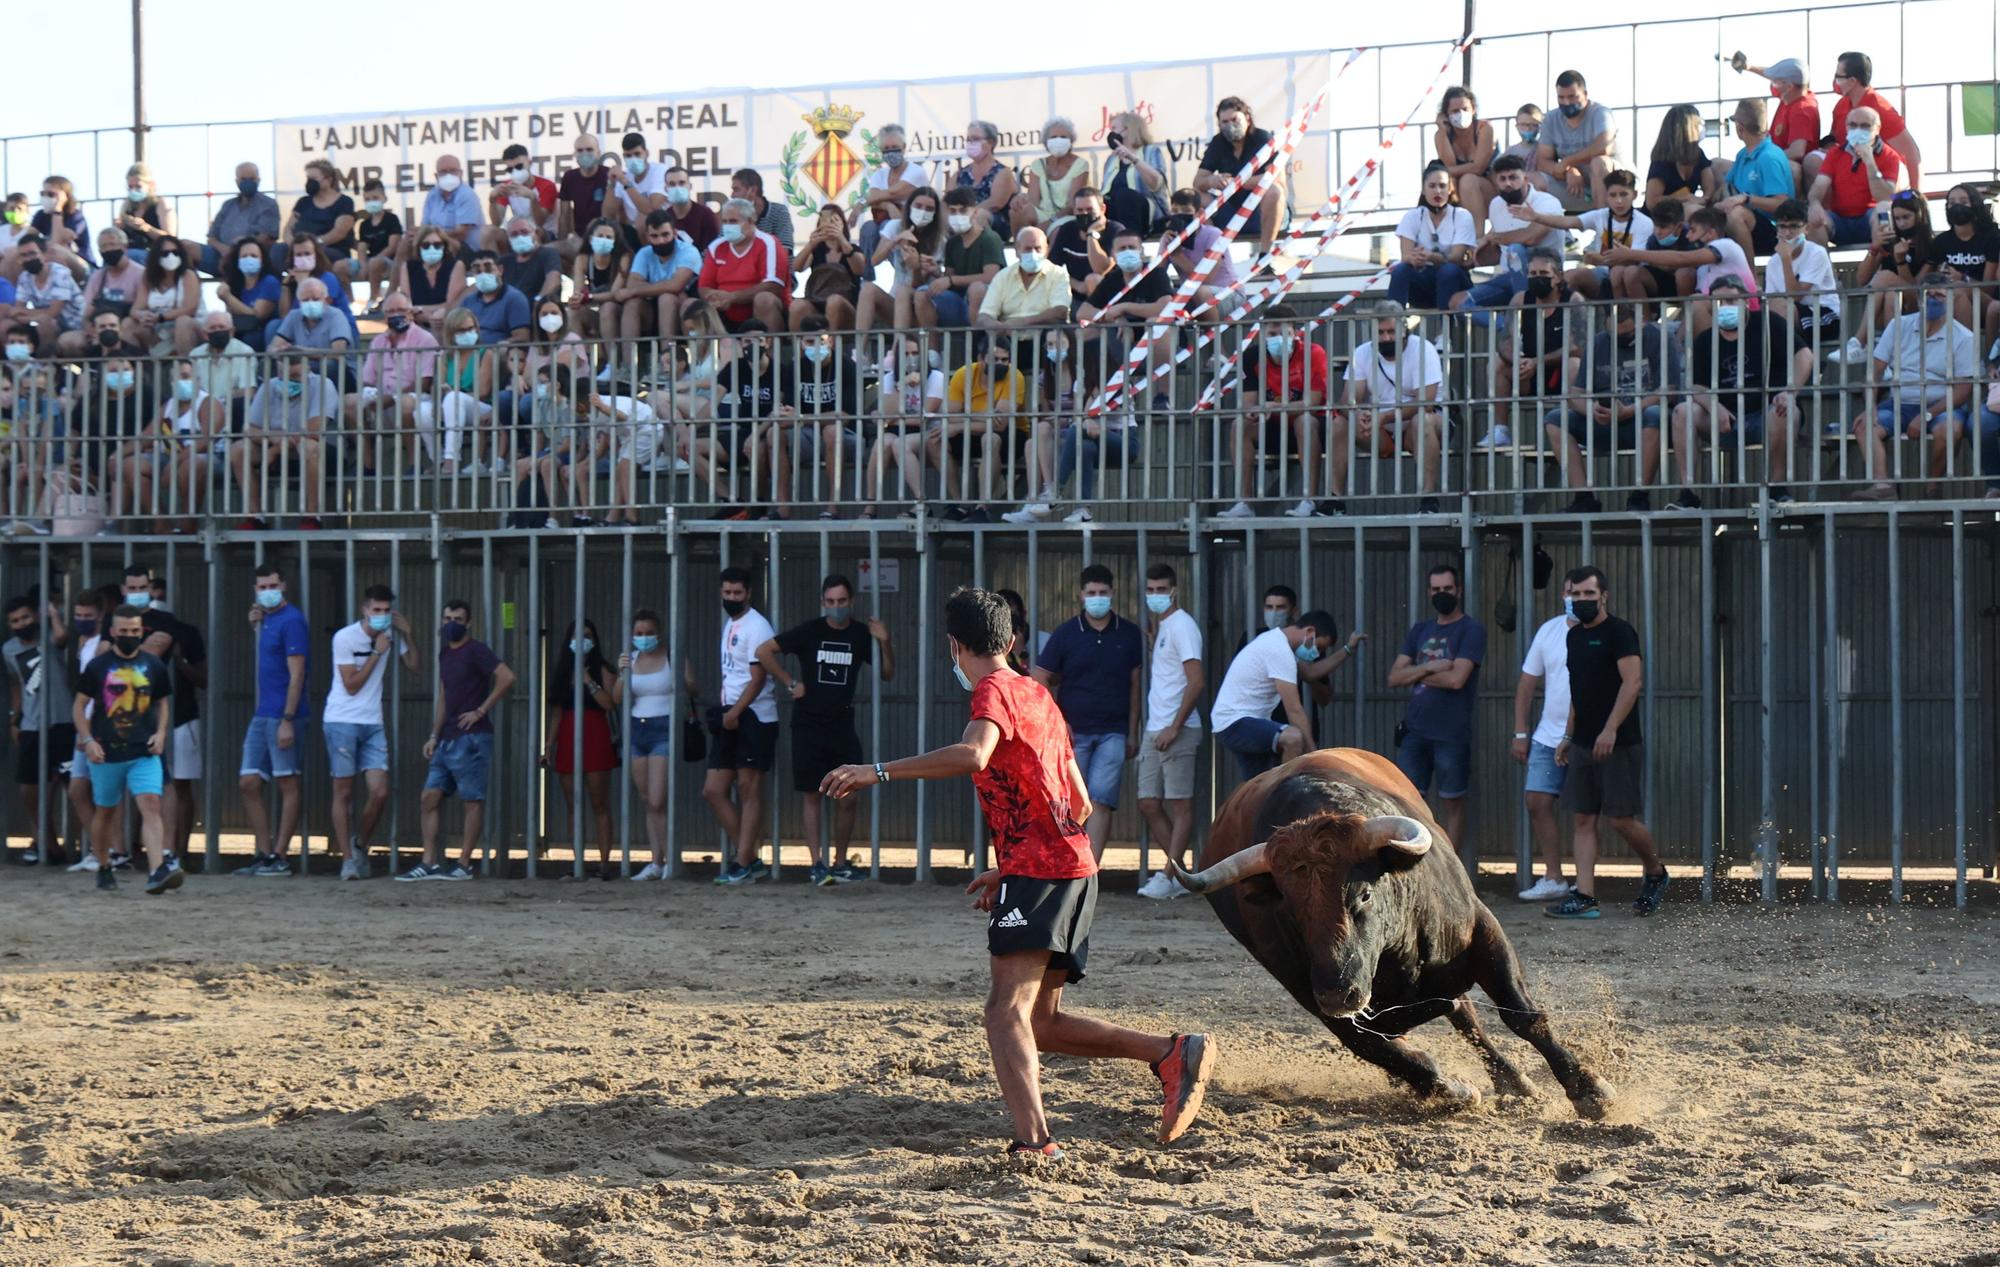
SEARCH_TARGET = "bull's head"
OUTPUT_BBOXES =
[1169,813,1432,1018]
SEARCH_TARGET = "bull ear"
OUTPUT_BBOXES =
[1365,815,1433,859]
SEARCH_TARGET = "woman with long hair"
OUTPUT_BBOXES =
[569,217,628,340]
[547,617,620,879]
[1860,188,1936,329]
[1434,87,1497,235]
[611,608,676,880]
[1389,163,1476,310]
[1100,110,1169,238]
[1645,105,1719,210]
[857,185,944,349]
[1931,183,2000,332]
[213,237,281,351]
[395,225,468,341]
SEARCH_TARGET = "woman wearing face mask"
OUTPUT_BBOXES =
[1013,117,1087,236]
[278,232,355,334]
[1644,105,1720,211]
[395,226,468,340]
[1390,164,1476,310]
[29,176,93,267]
[1859,189,1934,330]
[863,333,947,516]
[611,609,678,879]
[789,203,867,333]
[213,238,282,352]
[1928,184,2000,332]
[413,308,496,478]
[123,359,218,531]
[953,120,1018,239]
[1100,111,1168,239]
[134,245,203,357]
[859,187,945,342]
[568,218,629,340]
[545,618,620,881]
[1433,88,1497,237]
[114,162,177,268]
[1195,96,1282,258]
[283,161,357,265]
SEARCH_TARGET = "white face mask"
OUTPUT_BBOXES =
[507,166,528,184]
[436,172,462,192]
[908,207,935,227]
[1448,109,1474,129]
[947,213,972,234]
[1046,137,1072,157]
[538,313,565,333]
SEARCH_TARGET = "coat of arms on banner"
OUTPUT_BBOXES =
[781,105,877,218]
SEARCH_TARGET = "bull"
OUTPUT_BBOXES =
[1169,749,1613,1118]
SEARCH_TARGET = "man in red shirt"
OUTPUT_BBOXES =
[1753,58,1820,192]
[1218,302,1331,521]
[697,199,790,332]
[822,588,1214,1159]
[1806,51,1922,191]
[1806,105,1902,248]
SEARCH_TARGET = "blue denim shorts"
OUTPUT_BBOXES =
[1396,731,1472,800]
[1525,740,1565,796]
[1874,401,1970,434]
[1217,716,1286,782]
[424,732,494,802]
[325,722,388,778]
[240,715,304,781]
[1071,731,1127,809]
[629,713,674,759]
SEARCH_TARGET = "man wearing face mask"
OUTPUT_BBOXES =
[607,134,670,256]
[1544,300,1683,514]
[498,215,562,303]
[1212,606,1343,782]
[697,200,792,333]
[933,188,1006,328]
[1850,271,1980,501]
[324,585,420,881]
[555,135,611,264]
[1761,199,1841,388]
[660,165,721,252]
[694,568,780,886]
[1033,566,1147,861]
[1333,301,1448,514]
[1669,276,1797,509]
[233,566,310,877]
[1510,574,1581,903]
[821,587,1215,1159]
[1134,565,1204,901]
[351,292,436,471]
[1804,105,1901,249]
[4,595,73,867]
[754,573,894,886]
[267,277,355,376]
[54,231,145,359]
[183,161,281,278]
[976,226,1071,347]
[731,169,795,253]
[1535,70,1621,212]
[7,236,84,353]
[1387,564,1486,865]
[402,601,514,882]
[462,252,531,345]
[417,155,485,261]
[1484,248,1582,451]
[1807,50,1922,193]
[237,356,338,529]
[73,605,179,894]
[1452,156,1567,313]
[485,144,556,254]
[618,210,703,345]
[1744,58,1819,194]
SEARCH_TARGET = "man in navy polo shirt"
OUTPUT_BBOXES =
[462,251,530,344]
[1033,564,1145,860]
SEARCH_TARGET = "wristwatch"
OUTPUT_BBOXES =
[1513,731,1529,740]
[874,762,890,784]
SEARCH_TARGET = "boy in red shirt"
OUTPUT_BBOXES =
[822,587,1213,1159]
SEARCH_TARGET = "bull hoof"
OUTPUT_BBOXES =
[1419,1078,1482,1112]
[1569,1076,1616,1120]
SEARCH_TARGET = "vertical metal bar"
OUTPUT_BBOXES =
[1640,516,1656,862]
[915,522,933,884]
[867,526,882,880]
[430,538,445,874]
[1824,510,1840,903]
[525,533,540,881]
[34,544,51,863]
[1807,532,1822,899]
[665,511,684,877]
[618,531,633,878]
[766,528,781,880]
[1352,522,1366,745]
[971,528,988,874]
[298,537,311,875]
[1516,520,1533,888]
[1953,508,1968,909]
[1136,526,1150,879]
[342,537,356,864]
[570,532,586,880]
[1757,498,1776,905]
[481,535,497,874]
[1700,520,1716,904]
[819,531,832,873]
[389,547,403,873]
[1889,506,1903,905]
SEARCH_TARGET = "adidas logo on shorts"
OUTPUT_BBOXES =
[995,908,1028,929]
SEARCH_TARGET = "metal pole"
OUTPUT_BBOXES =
[1953,509,1968,909]
[1807,532,1822,899]
[1516,522,1533,888]
[766,528,781,880]
[389,546,403,873]
[1700,520,1716,904]
[666,512,684,877]
[298,536,311,876]
[570,533,585,880]
[1640,517,1656,867]
[1889,507,1903,904]
[343,538,356,864]
[525,533,540,881]
[1352,523,1366,745]
[971,529,987,875]
[618,531,633,878]
[1823,510,1840,903]
[481,535,497,874]
[1757,499,1776,906]
[1137,527,1151,879]
[915,523,932,884]
[131,0,147,162]
[866,526,882,880]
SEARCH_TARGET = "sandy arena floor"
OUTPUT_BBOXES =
[1,866,1997,1266]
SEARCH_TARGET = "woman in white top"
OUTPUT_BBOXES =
[856,187,945,341]
[1389,165,1477,310]
[134,246,202,355]
[1100,110,1169,238]
[123,358,219,532]
[864,331,947,517]
[612,608,677,880]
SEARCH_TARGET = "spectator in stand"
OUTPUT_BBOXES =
[1218,303,1327,520]
[694,567,780,886]
[1752,58,1820,194]
[976,225,1070,374]
[555,134,611,264]
[662,166,721,252]
[396,225,468,339]
[486,144,556,253]
[54,229,144,357]
[132,244,202,357]
[1716,98,1795,260]
[1667,275,1800,509]
[115,162,176,266]
[1387,563,1485,859]
[1450,155,1565,312]
[731,169,794,254]
[1605,204,1757,336]
[1810,51,1922,192]
[1049,185,1118,314]
[346,178,404,311]
[1514,168,1651,300]
[267,276,355,389]
[1389,164,1476,310]
[1537,70,1620,211]
[1806,104,1901,248]
[212,238,280,352]
[0,194,26,255]
[698,198,790,333]
[1931,184,2000,333]
[1332,301,1449,514]
[1858,189,1935,331]
[7,235,84,354]
[611,609,677,881]
[463,252,531,345]
[857,124,933,263]
[934,188,1005,328]
[1196,96,1284,258]
[234,355,336,529]
[182,162,279,277]
[1510,576,1580,903]
[31,176,92,266]
[190,310,257,426]
[1497,104,1550,188]
[864,331,948,514]
[1604,196,1694,300]
[418,155,484,258]
[954,121,1019,242]
[1434,87,1498,237]
[402,600,515,882]
[778,314,868,513]
[1851,272,1979,501]
[545,619,620,880]
[276,233,355,330]
[1101,111,1169,240]
[323,585,418,881]
[569,217,628,340]
[928,335,1025,522]
[284,159,356,266]
[1014,118,1089,235]
[126,364,219,528]
[1133,565,1204,898]
[857,186,944,342]
[1643,105,1719,213]
[232,564,310,876]
[499,215,562,303]
[1762,199,1842,388]
[1033,563,1147,861]
[1544,300,1684,514]
[1479,248,1583,450]
[790,203,866,332]
[351,291,437,474]
[1163,188,1244,318]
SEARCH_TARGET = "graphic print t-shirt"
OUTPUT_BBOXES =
[774,617,873,720]
[1399,616,1486,743]
[78,650,170,762]
[970,670,1095,881]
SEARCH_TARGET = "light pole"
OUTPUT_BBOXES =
[132,0,148,161]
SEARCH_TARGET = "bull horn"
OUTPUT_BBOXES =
[1166,841,1272,894]
[1366,815,1434,857]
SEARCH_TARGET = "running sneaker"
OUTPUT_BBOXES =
[829,859,861,883]
[145,858,184,895]
[1154,1032,1215,1144]
[1215,500,1256,520]
[1001,502,1053,524]
[394,862,440,882]
[1633,868,1671,916]
[741,859,772,883]
[232,852,271,876]
[67,853,102,873]
[1564,492,1603,515]
[1418,495,1441,515]
[1545,893,1602,920]
[1665,487,1703,511]
[1008,1139,1065,1162]
[351,852,372,880]
[1282,498,1318,519]
[339,856,362,881]
[809,864,832,888]
[438,861,474,881]
[1516,875,1573,902]
[1062,507,1094,524]
[1625,490,1653,513]
[631,861,665,882]
[713,863,746,886]
[109,851,134,871]
[1473,425,1514,450]
[96,868,117,891]
[1136,869,1171,899]
[20,848,42,866]
[253,855,293,877]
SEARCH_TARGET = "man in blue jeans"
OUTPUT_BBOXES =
[400,600,515,881]
[1034,564,1145,860]
[1387,563,1486,865]
[234,564,309,877]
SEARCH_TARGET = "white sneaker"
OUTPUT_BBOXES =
[1001,502,1052,524]
[1828,336,1868,366]
[67,853,101,873]
[631,861,665,881]
[1282,498,1318,518]
[1516,875,1574,902]
[1474,425,1514,449]
[1062,507,1094,524]
[1158,873,1190,900]
[1136,870,1171,899]
[1215,500,1256,519]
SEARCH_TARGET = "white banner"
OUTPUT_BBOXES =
[273,50,1332,239]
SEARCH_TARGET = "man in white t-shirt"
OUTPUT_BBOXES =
[1453,154,1567,311]
[1510,577,1581,902]
[324,585,419,880]
[1212,610,1352,783]
[609,132,669,252]
[1512,167,1653,299]
[1333,302,1448,511]
[1761,198,1841,389]
[695,566,779,886]
[1135,565,1206,901]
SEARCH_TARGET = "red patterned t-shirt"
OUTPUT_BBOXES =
[969,670,1096,880]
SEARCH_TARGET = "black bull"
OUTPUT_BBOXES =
[1170,749,1613,1117]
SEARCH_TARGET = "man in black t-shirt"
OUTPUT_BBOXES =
[1547,567,1668,921]
[754,573,895,886]
[136,572,207,862]
[1195,94,1282,256]
[1666,276,1799,510]
[73,605,180,893]
[777,315,864,514]
[1048,186,1122,310]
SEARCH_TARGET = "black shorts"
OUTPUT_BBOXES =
[1748,215,1778,256]
[791,716,862,793]
[13,724,76,785]
[705,707,777,772]
[1561,743,1644,818]
[1796,303,1843,340]
[1641,263,1683,297]
[988,873,1098,984]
